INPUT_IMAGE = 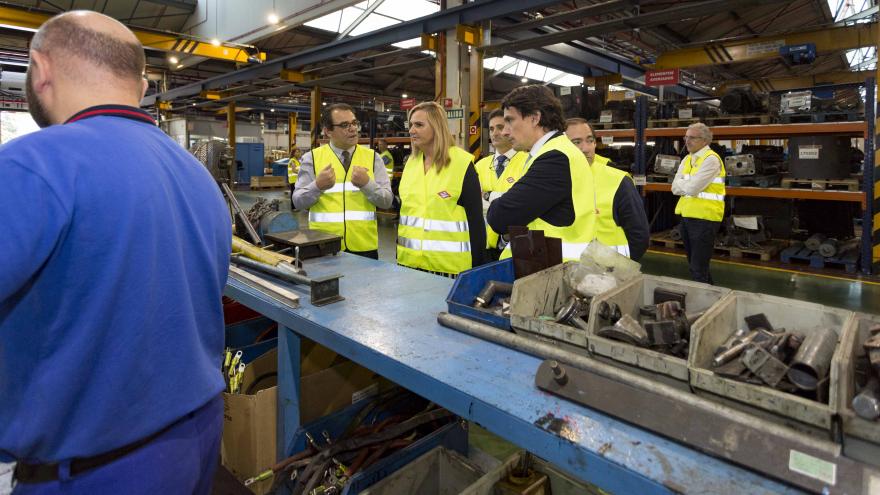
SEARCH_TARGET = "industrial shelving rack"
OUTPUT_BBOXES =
[596,80,877,275]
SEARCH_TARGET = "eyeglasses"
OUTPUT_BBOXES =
[683,135,704,141]
[331,120,360,130]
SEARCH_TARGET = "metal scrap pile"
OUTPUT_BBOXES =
[711,314,838,403]
[853,325,880,421]
[247,390,456,495]
[596,288,700,358]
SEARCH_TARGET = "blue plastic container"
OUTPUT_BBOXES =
[225,316,278,363]
[446,258,514,329]
[286,398,467,495]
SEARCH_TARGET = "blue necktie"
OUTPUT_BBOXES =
[495,155,508,178]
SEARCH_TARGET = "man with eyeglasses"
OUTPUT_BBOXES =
[671,122,726,283]
[294,103,393,259]
[565,118,649,261]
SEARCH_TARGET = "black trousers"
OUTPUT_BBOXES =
[288,183,295,210]
[680,217,720,284]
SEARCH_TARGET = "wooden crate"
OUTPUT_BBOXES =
[250,176,287,189]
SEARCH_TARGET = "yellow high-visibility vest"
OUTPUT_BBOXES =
[308,145,378,252]
[397,146,474,275]
[287,158,300,184]
[590,154,631,257]
[476,152,529,249]
[380,150,395,176]
[500,134,597,261]
[674,148,726,222]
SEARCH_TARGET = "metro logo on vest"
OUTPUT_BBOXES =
[506,177,514,183]
[437,191,451,199]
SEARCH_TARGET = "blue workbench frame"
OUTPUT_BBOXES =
[225,253,802,495]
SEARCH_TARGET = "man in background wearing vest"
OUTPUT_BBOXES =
[671,122,726,283]
[294,103,392,259]
[565,118,649,261]
[475,108,528,259]
[287,146,302,210]
[377,139,395,178]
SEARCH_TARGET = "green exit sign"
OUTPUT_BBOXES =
[446,108,464,120]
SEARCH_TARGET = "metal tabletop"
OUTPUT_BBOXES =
[225,252,800,495]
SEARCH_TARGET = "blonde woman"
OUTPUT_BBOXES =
[397,101,485,276]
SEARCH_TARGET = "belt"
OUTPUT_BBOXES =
[14,414,186,484]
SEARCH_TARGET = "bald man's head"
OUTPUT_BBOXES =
[31,10,145,84]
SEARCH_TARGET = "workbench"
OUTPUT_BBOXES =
[225,253,801,494]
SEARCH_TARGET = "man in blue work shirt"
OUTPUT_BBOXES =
[0,11,231,494]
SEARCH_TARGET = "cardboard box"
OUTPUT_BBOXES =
[221,341,389,494]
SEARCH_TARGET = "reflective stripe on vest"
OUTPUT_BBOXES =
[398,236,471,252]
[323,182,364,194]
[562,242,589,260]
[309,145,378,251]
[309,211,376,222]
[697,192,724,201]
[399,216,468,233]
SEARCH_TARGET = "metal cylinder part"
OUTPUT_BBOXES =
[804,233,826,252]
[817,238,839,258]
[474,280,513,308]
[852,376,880,421]
[787,327,838,391]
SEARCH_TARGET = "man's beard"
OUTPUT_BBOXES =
[26,70,52,128]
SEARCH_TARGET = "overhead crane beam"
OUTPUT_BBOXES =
[653,24,877,70]
[482,0,791,57]
[718,70,875,93]
[142,0,562,106]
[0,4,265,64]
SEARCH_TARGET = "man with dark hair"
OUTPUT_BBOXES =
[294,103,392,259]
[487,85,597,261]
[474,108,529,259]
[1,11,230,493]
[565,118,649,261]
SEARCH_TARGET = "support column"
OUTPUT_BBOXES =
[288,113,298,152]
[226,101,236,186]
[227,102,236,144]
[310,86,322,150]
[868,75,878,274]
[434,32,446,101]
[466,23,485,158]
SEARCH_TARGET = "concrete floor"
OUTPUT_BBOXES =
[236,188,880,315]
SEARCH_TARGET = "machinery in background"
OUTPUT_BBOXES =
[720,87,764,115]
[788,135,854,179]
[716,215,772,250]
[724,144,785,177]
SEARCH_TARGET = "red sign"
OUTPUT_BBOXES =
[400,98,416,110]
[469,125,478,135]
[645,69,680,87]
[443,98,453,108]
